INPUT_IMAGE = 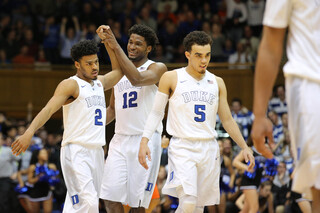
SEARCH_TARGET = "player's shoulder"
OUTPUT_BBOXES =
[148,61,168,72]
[161,69,178,79]
[214,75,224,84]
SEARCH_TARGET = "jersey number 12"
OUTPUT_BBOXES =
[123,91,138,108]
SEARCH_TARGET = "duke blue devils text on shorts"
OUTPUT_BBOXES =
[181,91,216,104]
[85,95,106,108]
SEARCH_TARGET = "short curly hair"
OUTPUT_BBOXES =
[183,31,212,52]
[128,24,159,51]
[71,40,99,62]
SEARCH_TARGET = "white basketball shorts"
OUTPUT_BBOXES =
[162,137,220,206]
[286,76,320,198]
[61,143,104,213]
[100,132,161,208]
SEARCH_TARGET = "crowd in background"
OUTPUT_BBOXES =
[0,0,265,66]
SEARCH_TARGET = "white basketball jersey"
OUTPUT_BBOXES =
[167,68,219,140]
[114,60,163,135]
[263,0,320,82]
[62,76,106,147]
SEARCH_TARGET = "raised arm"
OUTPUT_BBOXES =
[216,76,254,170]
[251,26,286,159]
[98,25,167,86]
[106,89,115,125]
[96,25,123,91]
[11,79,78,156]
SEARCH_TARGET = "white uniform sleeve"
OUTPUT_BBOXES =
[142,91,169,140]
[263,0,292,28]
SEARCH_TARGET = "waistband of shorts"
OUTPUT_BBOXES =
[61,142,103,149]
[172,136,216,142]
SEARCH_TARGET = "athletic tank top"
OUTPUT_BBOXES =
[167,68,219,140]
[114,60,163,135]
[62,76,106,147]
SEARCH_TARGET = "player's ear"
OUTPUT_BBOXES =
[74,61,80,69]
[146,45,152,54]
[185,51,191,60]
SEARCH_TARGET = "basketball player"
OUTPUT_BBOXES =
[251,0,320,212]
[11,39,122,212]
[96,25,167,213]
[138,31,254,213]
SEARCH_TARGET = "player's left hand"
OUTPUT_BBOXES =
[242,147,255,171]
[138,138,151,170]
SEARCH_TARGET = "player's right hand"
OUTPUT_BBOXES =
[138,138,151,170]
[11,133,32,156]
[251,116,274,159]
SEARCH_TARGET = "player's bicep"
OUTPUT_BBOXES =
[260,26,286,55]
[44,79,77,115]
[158,71,175,96]
[216,77,232,121]
[137,63,167,86]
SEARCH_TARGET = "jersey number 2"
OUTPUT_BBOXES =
[194,105,206,122]
[95,109,103,126]
[123,91,138,108]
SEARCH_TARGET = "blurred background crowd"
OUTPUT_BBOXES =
[0,0,265,66]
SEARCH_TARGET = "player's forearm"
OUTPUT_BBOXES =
[103,42,120,70]
[253,35,282,117]
[113,46,142,85]
[106,106,115,125]
[222,118,248,150]
[25,107,53,136]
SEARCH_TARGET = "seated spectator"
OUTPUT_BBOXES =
[20,28,39,57]
[223,38,235,61]
[1,29,20,63]
[136,5,157,33]
[151,44,170,63]
[80,22,100,43]
[12,45,35,64]
[157,1,178,28]
[268,110,284,155]
[268,85,287,118]
[211,23,226,62]
[228,41,252,68]
[240,25,260,61]
[272,162,291,213]
[230,98,254,142]
[197,2,212,22]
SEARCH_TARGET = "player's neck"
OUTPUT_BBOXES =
[76,73,94,85]
[185,66,205,81]
[132,57,148,68]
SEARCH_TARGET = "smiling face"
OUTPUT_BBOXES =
[185,44,211,75]
[127,33,151,62]
[75,54,99,81]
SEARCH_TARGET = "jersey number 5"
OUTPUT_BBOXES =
[123,91,138,109]
[95,109,103,126]
[194,105,206,122]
